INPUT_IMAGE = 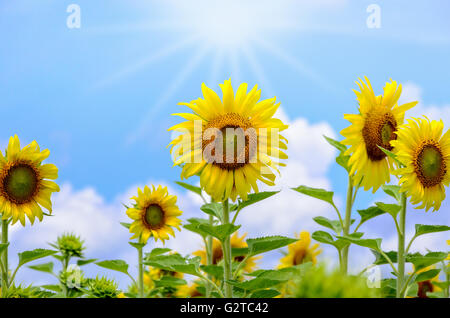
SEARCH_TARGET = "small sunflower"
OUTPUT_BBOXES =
[391,117,450,211]
[412,265,442,298]
[169,79,288,202]
[193,232,260,273]
[0,135,59,225]
[278,231,321,269]
[175,282,203,298]
[126,185,182,244]
[341,77,417,192]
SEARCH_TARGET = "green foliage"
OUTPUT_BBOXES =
[313,216,342,234]
[17,249,58,268]
[86,276,120,298]
[292,186,335,207]
[288,264,380,298]
[414,224,450,237]
[246,236,297,256]
[3,284,45,298]
[95,259,130,276]
[175,181,202,196]
[28,262,54,275]
[234,191,279,211]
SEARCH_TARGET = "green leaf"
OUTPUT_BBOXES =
[95,260,129,275]
[336,152,351,172]
[120,222,131,229]
[324,135,347,152]
[183,218,211,238]
[154,276,187,288]
[200,265,224,280]
[145,254,202,277]
[313,216,342,234]
[237,191,279,210]
[375,202,401,219]
[357,206,386,226]
[77,258,97,266]
[414,224,450,238]
[41,284,62,293]
[336,236,382,251]
[18,249,58,267]
[291,186,335,207]
[129,242,146,250]
[378,146,404,166]
[414,269,441,283]
[147,248,172,259]
[197,223,241,241]
[247,236,297,256]
[371,250,398,265]
[200,202,223,220]
[382,185,402,203]
[250,289,280,298]
[231,247,249,258]
[408,252,448,271]
[28,262,54,274]
[175,181,202,196]
[311,231,335,245]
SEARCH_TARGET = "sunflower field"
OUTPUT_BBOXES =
[0,1,449,303]
[0,78,449,299]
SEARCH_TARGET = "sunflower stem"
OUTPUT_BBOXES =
[221,199,233,298]
[137,246,144,298]
[396,192,407,298]
[205,214,214,298]
[1,218,9,298]
[341,175,354,274]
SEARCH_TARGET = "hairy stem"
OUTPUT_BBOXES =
[396,193,407,298]
[138,246,144,298]
[1,218,9,298]
[221,199,233,298]
[341,175,354,274]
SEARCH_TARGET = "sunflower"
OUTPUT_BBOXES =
[411,265,442,298]
[175,282,203,298]
[0,135,59,226]
[341,77,418,192]
[278,231,321,269]
[193,232,260,273]
[168,79,288,202]
[126,185,182,244]
[391,117,450,211]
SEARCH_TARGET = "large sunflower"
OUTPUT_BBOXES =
[168,79,288,202]
[126,185,182,243]
[193,232,260,273]
[278,231,321,269]
[341,77,418,192]
[0,135,59,226]
[391,117,450,211]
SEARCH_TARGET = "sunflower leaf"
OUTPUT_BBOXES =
[28,262,54,275]
[250,289,280,298]
[175,181,202,196]
[375,202,401,219]
[414,224,450,238]
[335,236,382,251]
[313,216,342,234]
[336,152,351,173]
[95,260,130,275]
[237,191,279,210]
[200,202,223,220]
[197,223,241,242]
[291,186,335,207]
[408,252,448,272]
[200,265,224,280]
[246,236,297,256]
[414,268,441,283]
[154,276,187,288]
[0,243,9,255]
[324,135,347,152]
[357,206,386,227]
[120,222,131,229]
[382,185,402,203]
[18,249,58,268]
[378,146,404,166]
[77,258,97,266]
[147,248,172,259]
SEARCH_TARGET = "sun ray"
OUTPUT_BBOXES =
[92,34,201,90]
[125,44,211,145]
[241,44,275,98]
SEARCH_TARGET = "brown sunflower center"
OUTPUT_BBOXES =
[414,141,446,188]
[1,163,39,204]
[143,204,165,229]
[362,110,397,161]
[417,280,434,298]
[293,250,307,266]
[212,246,224,265]
[202,113,256,170]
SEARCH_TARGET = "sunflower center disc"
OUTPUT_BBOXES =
[3,164,38,204]
[362,110,397,161]
[203,113,256,170]
[144,204,164,228]
[416,143,446,187]
[293,250,306,265]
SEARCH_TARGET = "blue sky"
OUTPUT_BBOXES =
[1,0,449,289]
